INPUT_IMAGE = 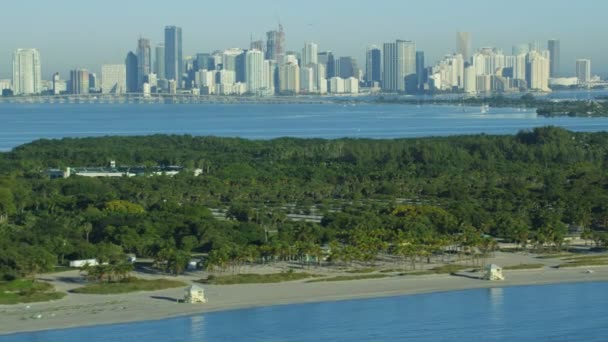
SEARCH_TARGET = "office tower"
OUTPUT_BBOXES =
[70,69,89,94]
[165,26,183,85]
[155,45,165,80]
[12,48,42,95]
[314,63,326,93]
[195,53,212,72]
[101,64,127,94]
[251,40,265,52]
[125,52,138,93]
[302,42,318,67]
[52,73,61,95]
[366,46,382,86]
[527,51,550,91]
[300,66,314,93]
[222,48,243,72]
[337,57,357,79]
[88,73,98,92]
[576,59,591,84]
[136,38,152,89]
[266,24,285,61]
[512,44,529,56]
[245,49,264,93]
[547,39,560,78]
[383,40,416,93]
[528,42,541,52]
[457,32,472,63]
[279,62,299,94]
[318,51,335,78]
[235,51,247,83]
[263,59,277,94]
[464,65,476,93]
[415,51,425,90]
[513,54,527,81]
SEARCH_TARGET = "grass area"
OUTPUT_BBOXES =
[503,264,545,270]
[345,268,377,274]
[380,268,408,273]
[306,274,389,283]
[199,272,318,285]
[536,253,574,259]
[0,279,66,305]
[558,255,608,268]
[71,277,186,294]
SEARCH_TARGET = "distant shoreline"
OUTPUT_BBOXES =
[2,262,608,336]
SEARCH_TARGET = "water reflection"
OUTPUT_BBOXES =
[488,287,504,325]
[189,315,206,339]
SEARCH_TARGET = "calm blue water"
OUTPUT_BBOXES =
[2,103,608,151]
[3,282,608,341]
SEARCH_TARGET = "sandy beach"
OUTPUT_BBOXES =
[2,251,607,336]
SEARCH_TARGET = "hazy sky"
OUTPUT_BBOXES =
[1,0,606,79]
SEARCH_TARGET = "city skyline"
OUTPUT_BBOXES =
[1,0,606,78]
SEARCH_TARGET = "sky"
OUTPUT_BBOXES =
[1,0,606,79]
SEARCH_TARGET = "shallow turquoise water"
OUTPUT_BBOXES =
[3,282,608,341]
[2,103,608,151]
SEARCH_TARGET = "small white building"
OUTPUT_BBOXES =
[184,285,207,304]
[484,264,505,281]
[69,259,99,268]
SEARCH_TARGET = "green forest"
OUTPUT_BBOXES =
[1,126,608,280]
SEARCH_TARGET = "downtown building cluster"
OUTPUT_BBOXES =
[2,28,599,97]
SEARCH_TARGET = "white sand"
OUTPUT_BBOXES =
[1,252,607,336]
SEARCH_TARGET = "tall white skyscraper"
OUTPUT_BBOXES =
[262,60,276,94]
[528,51,550,92]
[382,40,416,92]
[576,59,591,84]
[300,66,314,93]
[302,42,318,67]
[245,49,264,93]
[12,49,42,95]
[101,64,127,94]
[279,63,300,94]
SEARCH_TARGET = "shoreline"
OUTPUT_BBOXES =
[2,265,607,336]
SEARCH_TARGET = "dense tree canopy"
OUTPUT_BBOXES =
[1,127,607,279]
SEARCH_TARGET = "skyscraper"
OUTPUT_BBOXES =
[101,64,127,94]
[318,51,335,78]
[125,52,138,93]
[137,38,152,89]
[527,51,550,92]
[69,69,89,94]
[576,59,591,84]
[337,57,358,79]
[250,40,265,52]
[266,24,285,61]
[548,39,560,77]
[383,40,416,93]
[155,45,165,80]
[12,49,42,95]
[457,32,472,63]
[365,46,382,86]
[279,62,299,94]
[165,26,183,85]
[245,49,264,93]
[302,42,318,67]
[416,51,425,90]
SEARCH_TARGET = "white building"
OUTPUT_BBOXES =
[262,60,276,95]
[245,49,264,94]
[382,40,416,92]
[528,51,551,92]
[300,66,315,93]
[464,66,476,93]
[12,48,42,95]
[222,48,243,72]
[302,42,318,67]
[329,77,345,94]
[576,59,591,84]
[101,64,127,94]
[344,77,359,94]
[279,63,300,94]
[549,77,579,87]
[197,69,216,94]
[314,63,327,94]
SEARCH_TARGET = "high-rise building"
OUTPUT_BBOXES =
[137,38,152,90]
[548,39,560,78]
[125,52,138,93]
[12,48,42,95]
[245,49,264,93]
[415,51,425,90]
[263,59,277,94]
[527,51,550,92]
[165,26,183,85]
[302,42,318,67]
[383,40,416,93]
[279,62,299,94]
[101,64,127,94]
[457,32,472,63]
[194,53,213,72]
[250,40,265,52]
[155,45,165,80]
[318,51,335,78]
[337,57,358,79]
[365,46,382,86]
[70,69,89,94]
[576,59,591,84]
[266,24,285,61]
[89,73,98,92]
